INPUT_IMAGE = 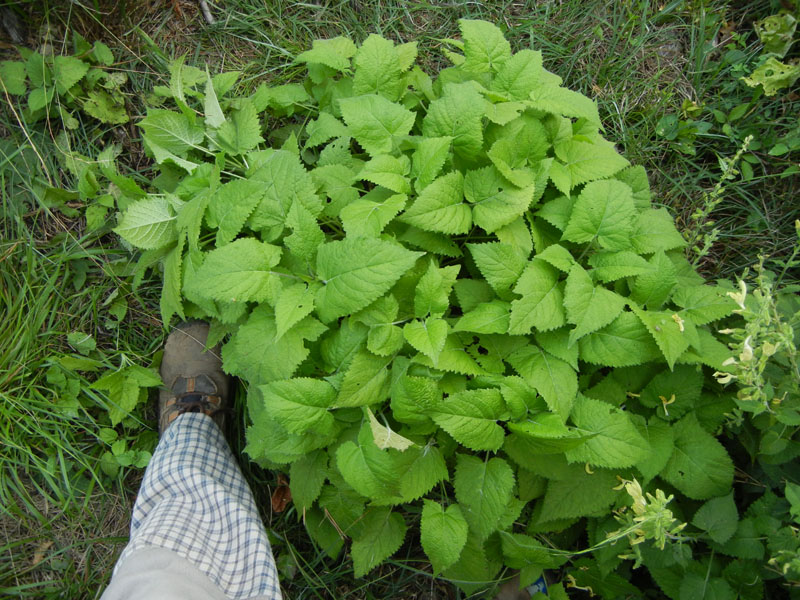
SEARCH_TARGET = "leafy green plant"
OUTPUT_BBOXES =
[0,32,128,127]
[105,18,790,596]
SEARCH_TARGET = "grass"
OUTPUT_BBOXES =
[1,0,798,597]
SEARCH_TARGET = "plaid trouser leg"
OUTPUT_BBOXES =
[113,413,282,600]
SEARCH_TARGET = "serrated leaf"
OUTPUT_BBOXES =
[52,55,89,95]
[139,109,203,156]
[454,454,514,539]
[203,70,225,129]
[421,501,469,574]
[290,450,328,512]
[414,261,459,318]
[528,83,601,125]
[223,307,321,385]
[0,60,27,95]
[631,250,676,309]
[491,49,542,100]
[539,469,620,522]
[188,238,282,304]
[673,285,736,325]
[563,179,636,251]
[454,300,510,334]
[464,165,534,233]
[459,19,511,73]
[631,208,686,254]
[564,395,649,467]
[207,179,264,246]
[353,34,403,101]
[633,416,675,481]
[335,351,392,407]
[260,378,337,435]
[315,238,422,321]
[341,193,406,238]
[285,202,325,261]
[693,493,738,544]
[215,99,264,154]
[401,171,471,234]
[160,236,185,324]
[564,264,626,345]
[553,138,629,189]
[351,509,406,577]
[115,197,177,250]
[535,244,575,272]
[431,389,506,451]
[468,242,527,298]
[411,136,453,190]
[404,317,449,364]
[588,250,653,283]
[275,283,317,340]
[423,83,484,159]
[339,94,415,156]
[661,414,734,500]
[631,305,689,370]
[578,311,661,367]
[508,345,576,421]
[509,260,565,334]
[397,445,448,501]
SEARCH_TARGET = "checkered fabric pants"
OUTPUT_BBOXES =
[101,413,282,600]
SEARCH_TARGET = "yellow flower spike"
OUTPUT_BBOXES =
[727,279,747,310]
[739,336,754,362]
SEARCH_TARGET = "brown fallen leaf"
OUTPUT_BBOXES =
[271,473,292,513]
[31,540,53,567]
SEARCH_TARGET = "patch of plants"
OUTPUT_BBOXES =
[91,20,800,598]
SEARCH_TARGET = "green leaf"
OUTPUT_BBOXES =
[260,378,336,435]
[82,89,129,124]
[491,49,542,100]
[500,532,564,586]
[188,238,282,304]
[275,283,317,340]
[564,264,627,346]
[0,60,27,95]
[423,83,485,159]
[305,112,349,148]
[67,331,96,355]
[459,19,511,72]
[464,165,534,233]
[564,395,649,467]
[411,136,453,190]
[661,414,735,500]
[454,454,514,539]
[139,109,203,156]
[631,208,686,254]
[553,138,629,189]
[296,36,357,72]
[341,193,406,238]
[673,285,736,325]
[414,261,459,318]
[160,236,185,324]
[315,238,422,321]
[421,501,469,574]
[335,351,392,407]
[285,203,325,261]
[400,171,472,234]
[528,83,601,126]
[353,34,403,101]
[633,416,675,481]
[535,244,574,273]
[404,317,449,364]
[579,311,661,367]
[397,445,448,501]
[454,301,510,334]
[339,94,415,156]
[631,305,689,370]
[289,450,328,512]
[359,154,411,193]
[114,197,177,250]
[247,149,321,231]
[509,260,565,334]
[539,468,620,522]
[631,250,676,309]
[588,250,652,283]
[203,70,226,129]
[508,345,576,421]
[562,180,636,251]
[693,493,738,544]
[468,242,527,298]
[52,55,89,94]
[215,99,264,154]
[223,307,322,385]
[351,508,406,577]
[431,389,506,451]
[207,179,264,246]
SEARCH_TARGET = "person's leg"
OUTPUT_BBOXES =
[101,324,281,600]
